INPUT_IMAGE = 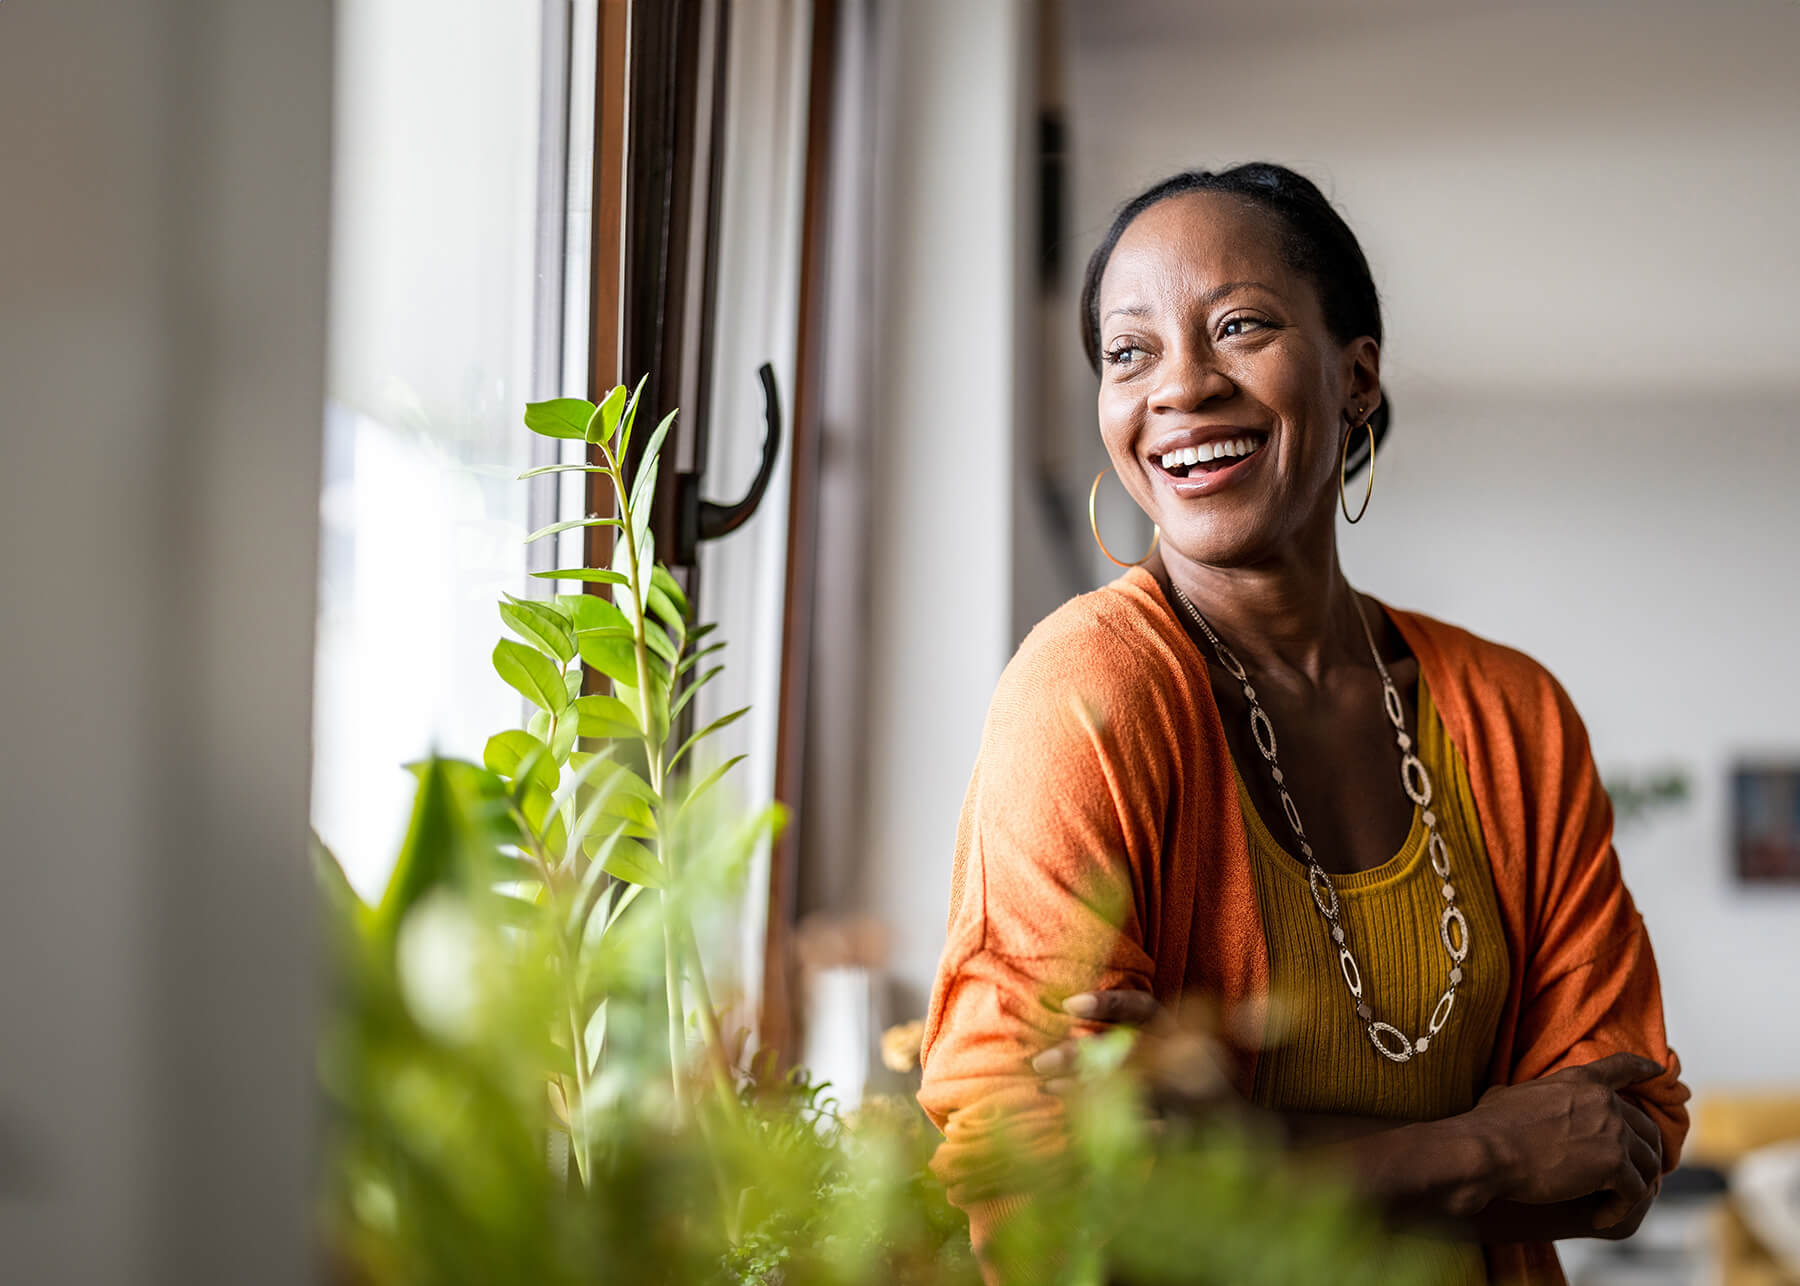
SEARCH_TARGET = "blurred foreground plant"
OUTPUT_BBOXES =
[316,381,1435,1285]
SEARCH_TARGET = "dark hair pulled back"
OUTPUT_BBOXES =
[1079,162,1391,467]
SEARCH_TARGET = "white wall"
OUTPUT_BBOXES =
[1047,0,1800,1095]
[0,2,330,1281]
[1342,391,1800,1093]
[856,0,1032,1018]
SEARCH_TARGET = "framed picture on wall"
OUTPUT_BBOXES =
[1731,763,1800,884]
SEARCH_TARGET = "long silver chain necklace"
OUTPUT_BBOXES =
[1169,583,1469,1064]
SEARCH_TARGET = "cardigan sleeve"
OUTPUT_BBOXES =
[1503,669,1691,1174]
[916,616,1171,1224]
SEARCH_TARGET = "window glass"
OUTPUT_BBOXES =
[314,0,558,897]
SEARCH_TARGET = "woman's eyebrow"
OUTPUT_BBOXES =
[1102,280,1276,325]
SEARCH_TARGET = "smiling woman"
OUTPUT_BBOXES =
[917,163,1689,1286]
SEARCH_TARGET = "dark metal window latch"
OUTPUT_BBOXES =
[674,362,783,565]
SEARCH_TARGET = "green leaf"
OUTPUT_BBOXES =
[671,664,723,720]
[547,710,578,760]
[523,514,622,544]
[483,730,560,794]
[578,880,645,966]
[518,784,570,858]
[530,568,628,585]
[587,384,627,446]
[492,639,569,713]
[606,882,644,933]
[551,746,618,819]
[609,520,642,615]
[499,595,575,664]
[516,462,610,480]
[669,705,750,771]
[617,678,669,751]
[677,640,727,677]
[631,410,678,507]
[651,564,689,615]
[582,998,609,1073]
[573,760,659,835]
[678,754,747,815]
[570,593,630,634]
[310,829,365,920]
[567,823,627,938]
[628,457,658,550]
[643,620,679,669]
[646,581,686,643]
[572,694,641,740]
[564,761,648,866]
[615,375,649,458]
[374,758,511,945]
[523,397,596,440]
[577,629,639,689]
[601,837,665,888]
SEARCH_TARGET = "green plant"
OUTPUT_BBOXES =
[316,381,1438,1285]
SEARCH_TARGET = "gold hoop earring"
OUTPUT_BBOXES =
[1339,413,1375,524]
[1089,468,1160,568]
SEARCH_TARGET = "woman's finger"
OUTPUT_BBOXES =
[1062,989,1159,1025]
[1030,1041,1079,1076]
[1621,1116,1662,1186]
[1606,1142,1650,1210]
[1615,1095,1664,1169]
[1580,1052,1665,1090]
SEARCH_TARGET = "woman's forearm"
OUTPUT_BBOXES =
[1272,1109,1632,1243]
[1469,1195,1623,1243]
[1316,1114,1503,1223]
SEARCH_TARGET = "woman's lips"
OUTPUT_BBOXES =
[1148,438,1268,498]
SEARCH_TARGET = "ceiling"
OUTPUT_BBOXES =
[1059,0,1800,396]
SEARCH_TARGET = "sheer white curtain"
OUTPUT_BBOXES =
[690,0,818,1029]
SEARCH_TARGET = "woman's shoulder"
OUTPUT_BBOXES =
[1389,605,1586,739]
[989,571,1198,744]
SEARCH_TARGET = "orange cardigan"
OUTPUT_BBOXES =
[917,566,1689,1286]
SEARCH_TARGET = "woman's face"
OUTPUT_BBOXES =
[1095,191,1380,570]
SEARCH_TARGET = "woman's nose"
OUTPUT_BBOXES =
[1148,344,1235,414]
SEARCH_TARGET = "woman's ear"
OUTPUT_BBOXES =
[1344,336,1382,420]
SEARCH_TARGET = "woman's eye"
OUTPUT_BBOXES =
[1221,316,1269,338]
[1105,345,1147,367]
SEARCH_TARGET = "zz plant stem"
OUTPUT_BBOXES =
[507,380,758,1163]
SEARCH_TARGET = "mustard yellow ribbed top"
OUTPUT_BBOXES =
[1240,677,1509,1285]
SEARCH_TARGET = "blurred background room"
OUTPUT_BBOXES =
[4,1,1799,1282]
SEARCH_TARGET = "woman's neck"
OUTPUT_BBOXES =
[1154,539,1365,690]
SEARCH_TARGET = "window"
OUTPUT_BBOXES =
[313,0,819,1043]
[314,0,593,896]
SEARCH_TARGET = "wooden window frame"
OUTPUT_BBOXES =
[582,0,836,1060]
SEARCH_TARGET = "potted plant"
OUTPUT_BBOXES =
[315,382,1432,1285]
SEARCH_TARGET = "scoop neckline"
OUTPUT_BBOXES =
[1234,762,1430,893]
[1231,672,1438,895]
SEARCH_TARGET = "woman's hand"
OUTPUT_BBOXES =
[1465,1052,1666,1231]
[1029,989,1230,1113]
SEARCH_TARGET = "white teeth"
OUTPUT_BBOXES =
[1160,437,1262,470]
